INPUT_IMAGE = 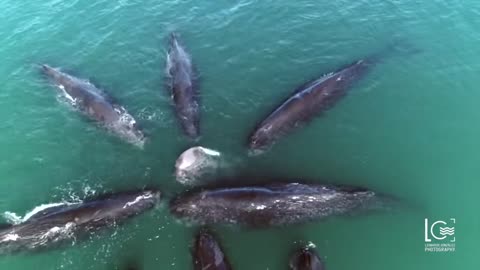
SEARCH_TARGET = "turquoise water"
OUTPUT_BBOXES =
[0,0,479,269]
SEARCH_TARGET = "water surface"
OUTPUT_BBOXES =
[0,0,478,269]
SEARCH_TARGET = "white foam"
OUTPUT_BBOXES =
[165,53,173,76]
[58,85,76,104]
[23,202,69,222]
[0,233,20,243]
[123,193,153,209]
[41,222,75,240]
[3,202,72,225]
[3,212,22,224]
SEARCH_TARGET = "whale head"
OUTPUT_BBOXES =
[110,111,147,148]
[289,247,324,270]
[248,128,272,151]
[41,64,63,83]
[193,230,232,270]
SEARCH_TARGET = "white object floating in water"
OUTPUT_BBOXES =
[175,146,221,185]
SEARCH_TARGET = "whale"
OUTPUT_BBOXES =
[165,33,200,139]
[0,189,160,254]
[41,64,146,147]
[192,230,232,270]
[248,53,382,151]
[290,246,324,270]
[170,182,390,227]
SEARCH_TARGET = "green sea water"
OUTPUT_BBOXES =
[0,0,479,269]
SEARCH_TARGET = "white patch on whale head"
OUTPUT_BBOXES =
[175,146,222,185]
[177,151,196,170]
[198,147,221,156]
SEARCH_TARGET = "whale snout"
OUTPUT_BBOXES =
[40,64,63,83]
[112,114,147,148]
[169,32,179,46]
[290,247,324,270]
[248,130,270,151]
[40,64,55,76]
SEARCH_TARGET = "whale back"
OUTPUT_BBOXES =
[170,183,382,227]
[0,223,13,230]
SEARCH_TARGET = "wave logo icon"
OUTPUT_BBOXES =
[439,227,455,236]
[425,218,455,243]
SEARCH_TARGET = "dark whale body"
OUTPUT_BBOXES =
[192,230,232,270]
[170,182,387,227]
[0,189,160,254]
[41,64,146,147]
[166,33,200,139]
[290,247,325,270]
[248,56,377,150]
